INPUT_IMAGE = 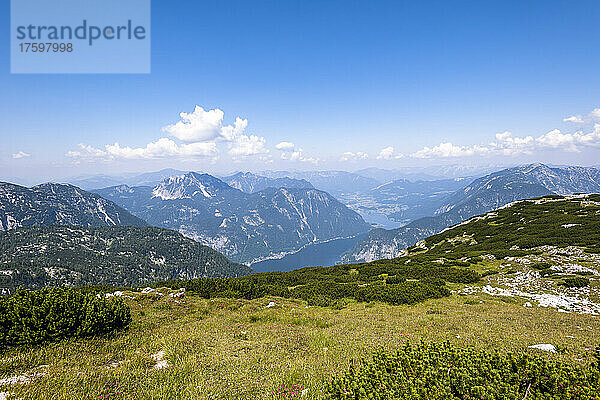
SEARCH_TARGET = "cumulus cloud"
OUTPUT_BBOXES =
[563,115,584,123]
[281,150,318,164]
[68,106,269,162]
[67,139,218,160]
[376,146,403,160]
[12,151,30,159]
[412,142,484,159]
[410,124,600,159]
[228,135,269,158]
[535,125,600,151]
[274,141,318,164]
[339,151,369,161]
[563,108,600,124]
[161,106,248,143]
[275,141,295,151]
[489,131,534,155]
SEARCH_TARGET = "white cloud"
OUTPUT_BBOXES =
[228,135,269,158]
[220,117,249,141]
[69,106,269,163]
[410,124,600,159]
[275,141,295,151]
[563,107,600,124]
[274,141,317,164]
[339,151,369,161]
[412,142,483,159]
[376,146,403,160]
[12,151,30,159]
[490,131,534,155]
[162,106,247,143]
[280,148,318,164]
[563,115,584,123]
[67,138,218,160]
[535,125,600,152]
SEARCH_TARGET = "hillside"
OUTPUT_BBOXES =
[0,225,252,293]
[415,193,600,256]
[96,172,370,264]
[0,182,147,231]
[363,193,600,314]
[344,164,600,262]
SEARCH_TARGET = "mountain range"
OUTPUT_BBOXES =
[0,182,147,231]
[95,172,370,264]
[353,164,505,182]
[260,170,381,197]
[221,172,313,193]
[68,168,187,190]
[343,163,600,262]
[338,177,471,227]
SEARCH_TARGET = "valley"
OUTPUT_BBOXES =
[249,235,365,272]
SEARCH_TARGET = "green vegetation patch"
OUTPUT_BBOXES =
[0,287,131,348]
[326,342,600,399]
[0,225,251,293]
[157,258,472,307]
[561,276,590,288]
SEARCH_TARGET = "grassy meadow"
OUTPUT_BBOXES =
[1,283,599,400]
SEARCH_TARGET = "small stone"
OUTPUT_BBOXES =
[528,344,556,353]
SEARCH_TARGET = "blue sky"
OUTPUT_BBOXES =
[2,0,600,184]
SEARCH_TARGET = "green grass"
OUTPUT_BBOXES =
[1,289,599,399]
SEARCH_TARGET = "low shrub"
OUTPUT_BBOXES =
[0,287,131,348]
[325,342,600,399]
[560,276,590,288]
[531,262,552,270]
[385,275,406,285]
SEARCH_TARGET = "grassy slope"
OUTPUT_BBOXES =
[1,287,599,400]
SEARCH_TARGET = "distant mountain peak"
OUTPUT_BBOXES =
[152,172,232,200]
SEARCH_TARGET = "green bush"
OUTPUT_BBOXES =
[560,276,590,288]
[0,287,131,348]
[385,275,406,284]
[355,282,449,305]
[325,342,600,399]
[531,262,552,270]
[156,256,475,307]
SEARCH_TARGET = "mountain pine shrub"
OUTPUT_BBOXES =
[326,342,600,399]
[0,287,131,348]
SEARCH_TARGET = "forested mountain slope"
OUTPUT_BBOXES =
[0,225,251,293]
